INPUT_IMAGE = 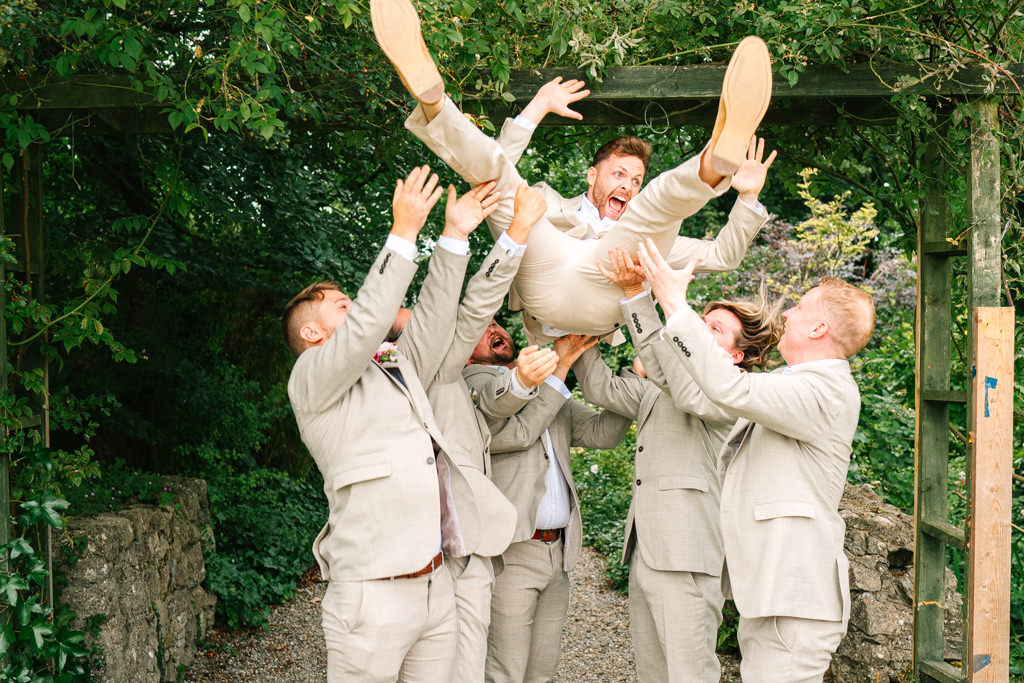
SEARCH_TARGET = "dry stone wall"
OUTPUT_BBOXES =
[833,483,963,682]
[55,476,217,683]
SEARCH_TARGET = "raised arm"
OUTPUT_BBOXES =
[464,365,568,452]
[288,247,417,413]
[667,137,776,273]
[435,184,546,382]
[572,346,644,418]
[496,77,590,165]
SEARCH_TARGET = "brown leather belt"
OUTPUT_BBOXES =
[378,551,443,581]
[532,528,562,542]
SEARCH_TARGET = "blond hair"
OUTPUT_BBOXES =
[816,277,876,358]
[281,281,341,357]
[703,290,783,372]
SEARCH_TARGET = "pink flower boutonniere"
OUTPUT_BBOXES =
[374,341,397,364]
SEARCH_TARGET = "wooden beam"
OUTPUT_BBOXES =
[4,63,1022,134]
[967,307,1014,683]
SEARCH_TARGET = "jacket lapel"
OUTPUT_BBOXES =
[718,419,754,480]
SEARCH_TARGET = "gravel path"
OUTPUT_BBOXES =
[185,547,739,681]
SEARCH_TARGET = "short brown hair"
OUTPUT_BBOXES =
[282,280,341,357]
[703,291,783,372]
[816,277,876,358]
[591,136,652,175]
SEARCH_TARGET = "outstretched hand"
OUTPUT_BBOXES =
[519,77,590,124]
[442,181,500,241]
[597,246,646,298]
[730,136,777,203]
[636,238,700,318]
[391,165,444,242]
[515,344,559,388]
[553,334,598,375]
[507,183,548,244]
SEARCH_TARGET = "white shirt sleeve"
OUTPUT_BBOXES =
[737,196,766,216]
[497,231,527,256]
[543,375,572,400]
[436,235,470,255]
[512,115,538,132]
[384,233,417,262]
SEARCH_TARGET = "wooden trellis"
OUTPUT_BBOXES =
[2,62,1020,680]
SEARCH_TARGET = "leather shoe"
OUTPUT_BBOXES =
[370,0,445,104]
[708,36,772,175]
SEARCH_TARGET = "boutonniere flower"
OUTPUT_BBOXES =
[374,341,397,364]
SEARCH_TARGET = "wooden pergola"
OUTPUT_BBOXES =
[2,62,1020,681]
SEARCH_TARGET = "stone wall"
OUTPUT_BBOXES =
[55,476,217,683]
[833,483,963,682]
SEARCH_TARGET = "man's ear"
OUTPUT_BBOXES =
[808,320,829,341]
[731,349,745,366]
[299,322,325,346]
[586,166,597,190]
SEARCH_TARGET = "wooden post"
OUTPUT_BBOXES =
[967,307,1014,682]
[914,138,958,679]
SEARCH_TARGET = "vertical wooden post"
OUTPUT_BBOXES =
[966,100,1002,310]
[967,307,1013,682]
[964,98,1007,682]
[914,139,955,677]
[0,151,9,585]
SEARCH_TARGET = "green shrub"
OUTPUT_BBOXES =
[201,463,325,628]
[63,459,174,516]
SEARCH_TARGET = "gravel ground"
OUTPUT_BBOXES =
[185,546,739,682]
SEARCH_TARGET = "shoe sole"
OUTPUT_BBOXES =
[711,36,772,176]
[370,0,444,103]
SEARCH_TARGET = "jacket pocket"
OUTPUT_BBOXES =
[658,475,708,492]
[753,501,816,520]
[334,462,392,489]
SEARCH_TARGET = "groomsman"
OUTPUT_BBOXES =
[388,183,562,683]
[463,326,632,683]
[284,167,507,682]
[638,239,876,683]
[572,246,781,682]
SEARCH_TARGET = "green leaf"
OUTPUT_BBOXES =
[112,0,126,8]
[260,123,274,140]
[124,37,143,60]
[238,4,251,22]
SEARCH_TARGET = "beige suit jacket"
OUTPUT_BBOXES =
[573,331,732,575]
[289,246,504,581]
[662,305,859,622]
[462,366,632,571]
[422,240,530,556]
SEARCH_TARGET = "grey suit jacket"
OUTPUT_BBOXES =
[573,333,733,575]
[463,365,632,571]
[661,304,859,622]
[289,245,505,581]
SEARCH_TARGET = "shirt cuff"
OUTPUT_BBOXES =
[737,196,766,216]
[384,233,417,262]
[544,375,572,400]
[437,235,470,256]
[621,290,650,304]
[509,369,537,399]
[661,302,696,339]
[497,231,527,256]
[512,115,538,132]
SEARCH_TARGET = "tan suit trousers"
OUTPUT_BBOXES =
[737,614,847,683]
[486,538,570,683]
[629,549,723,683]
[447,553,495,683]
[322,565,457,682]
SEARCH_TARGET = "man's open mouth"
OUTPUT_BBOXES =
[607,195,627,215]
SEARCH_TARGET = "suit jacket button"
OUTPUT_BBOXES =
[637,446,644,452]
[427,457,435,465]
[423,422,429,429]
[635,478,642,486]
